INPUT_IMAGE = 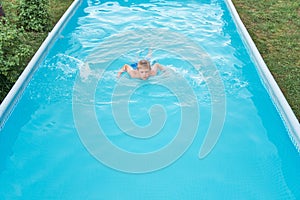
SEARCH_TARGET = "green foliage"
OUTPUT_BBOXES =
[0,20,32,82]
[0,0,72,103]
[18,0,50,32]
[0,19,33,100]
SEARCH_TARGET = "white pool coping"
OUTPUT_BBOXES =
[0,0,299,152]
[0,0,82,128]
[225,0,300,150]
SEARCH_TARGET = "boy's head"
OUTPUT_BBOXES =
[137,60,151,80]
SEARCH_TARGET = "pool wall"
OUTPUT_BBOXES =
[0,0,299,152]
[225,0,300,151]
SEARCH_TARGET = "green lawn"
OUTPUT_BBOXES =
[1,0,299,121]
[232,0,300,121]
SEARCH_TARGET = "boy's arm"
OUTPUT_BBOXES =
[156,63,165,71]
[145,48,152,60]
[117,64,139,78]
[151,63,165,75]
[117,65,126,78]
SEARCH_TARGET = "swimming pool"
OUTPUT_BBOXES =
[1,0,300,199]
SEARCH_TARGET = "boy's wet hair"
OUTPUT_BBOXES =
[138,60,150,70]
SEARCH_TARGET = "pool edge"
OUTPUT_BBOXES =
[225,0,300,151]
[0,0,82,128]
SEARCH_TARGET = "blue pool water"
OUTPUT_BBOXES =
[1,0,300,199]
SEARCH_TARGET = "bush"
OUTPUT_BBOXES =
[18,0,50,32]
[0,0,50,101]
[0,20,32,92]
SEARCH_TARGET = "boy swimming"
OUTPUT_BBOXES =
[117,59,165,80]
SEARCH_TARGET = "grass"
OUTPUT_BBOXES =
[232,0,300,121]
[49,0,75,26]
[1,0,299,121]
